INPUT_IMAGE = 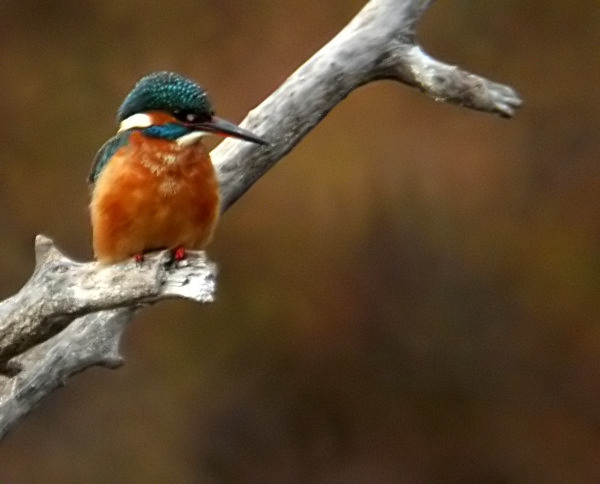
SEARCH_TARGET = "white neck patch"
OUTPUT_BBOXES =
[175,130,208,147]
[118,113,153,133]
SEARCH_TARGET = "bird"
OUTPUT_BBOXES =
[89,71,267,264]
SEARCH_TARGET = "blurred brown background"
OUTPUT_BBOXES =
[0,0,599,482]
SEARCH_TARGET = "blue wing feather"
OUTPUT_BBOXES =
[88,131,132,184]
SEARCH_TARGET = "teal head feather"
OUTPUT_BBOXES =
[117,71,213,122]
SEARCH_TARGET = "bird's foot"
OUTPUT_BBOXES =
[134,253,145,264]
[173,247,186,261]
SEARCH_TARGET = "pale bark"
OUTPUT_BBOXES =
[0,0,521,438]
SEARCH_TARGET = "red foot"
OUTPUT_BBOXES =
[134,253,144,263]
[174,247,186,261]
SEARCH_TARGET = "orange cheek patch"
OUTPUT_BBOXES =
[145,111,178,126]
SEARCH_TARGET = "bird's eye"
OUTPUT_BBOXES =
[173,110,211,124]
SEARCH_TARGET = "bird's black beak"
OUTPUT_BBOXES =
[192,116,268,145]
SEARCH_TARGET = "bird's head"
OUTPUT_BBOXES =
[117,71,267,146]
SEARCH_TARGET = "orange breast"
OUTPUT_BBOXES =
[90,131,220,263]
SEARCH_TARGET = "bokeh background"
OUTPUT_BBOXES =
[0,0,599,482]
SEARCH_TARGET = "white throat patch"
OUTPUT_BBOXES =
[118,113,153,133]
[175,131,208,147]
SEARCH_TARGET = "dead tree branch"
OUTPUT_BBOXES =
[213,0,521,209]
[0,0,521,439]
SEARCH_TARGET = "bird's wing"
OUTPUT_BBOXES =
[88,131,131,184]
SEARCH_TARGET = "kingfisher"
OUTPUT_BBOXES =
[89,71,267,264]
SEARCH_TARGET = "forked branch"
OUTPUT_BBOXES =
[0,0,521,439]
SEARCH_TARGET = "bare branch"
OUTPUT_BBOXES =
[0,235,216,373]
[0,309,132,438]
[0,237,215,438]
[0,0,521,438]
[397,46,522,117]
[213,0,521,209]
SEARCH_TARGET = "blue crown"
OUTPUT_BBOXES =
[117,71,213,122]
